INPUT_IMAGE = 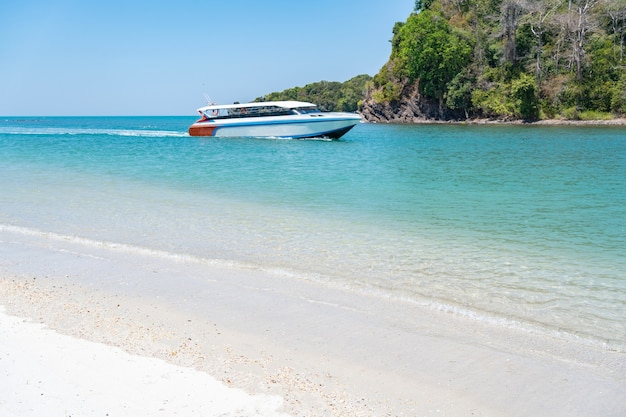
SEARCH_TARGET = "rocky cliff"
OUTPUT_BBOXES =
[359,80,468,123]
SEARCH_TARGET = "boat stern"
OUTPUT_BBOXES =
[188,121,217,137]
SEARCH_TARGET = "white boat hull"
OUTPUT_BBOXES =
[189,113,361,139]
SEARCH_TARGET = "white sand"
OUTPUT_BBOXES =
[1,227,625,417]
[0,307,289,417]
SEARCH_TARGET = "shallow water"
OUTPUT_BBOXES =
[1,116,625,349]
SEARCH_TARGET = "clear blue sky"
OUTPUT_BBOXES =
[0,1,413,116]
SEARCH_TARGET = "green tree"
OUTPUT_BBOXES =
[585,34,625,111]
[603,0,626,62]
[511,72,539,119]
[397,10,473,105]
[611,70,626,112]
[521,0,560,87]
[446,70,474,115]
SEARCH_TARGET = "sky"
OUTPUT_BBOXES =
[0,1,414,116]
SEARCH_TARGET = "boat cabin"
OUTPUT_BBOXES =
[199,101,321,120]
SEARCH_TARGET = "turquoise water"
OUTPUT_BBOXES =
[1,117,625,349]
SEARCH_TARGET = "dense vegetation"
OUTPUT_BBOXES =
[370,0,626,120]
[254,74,371,112]
[258,0,624,121]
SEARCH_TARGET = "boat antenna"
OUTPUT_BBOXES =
[203,94,215,106]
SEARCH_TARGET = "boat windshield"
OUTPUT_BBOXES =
[294,106,321,114]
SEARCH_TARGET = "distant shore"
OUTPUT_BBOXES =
[1,228,625,417]
[469,117,626,126]
[363,116,626,126]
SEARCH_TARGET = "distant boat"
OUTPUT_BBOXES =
[188,101,361,139]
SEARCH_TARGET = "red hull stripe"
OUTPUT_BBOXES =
[188,124,217,136]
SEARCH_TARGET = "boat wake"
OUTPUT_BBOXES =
[0,126,187,138]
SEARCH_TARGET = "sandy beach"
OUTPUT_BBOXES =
[1,227,625,417]
[0,306,288,417]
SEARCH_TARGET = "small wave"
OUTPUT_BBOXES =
[0,224,241,270]
[378,291,626,353]
[0,225,333,291]
[0,126,188,138]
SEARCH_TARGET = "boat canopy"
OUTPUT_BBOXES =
[197,100,317,113]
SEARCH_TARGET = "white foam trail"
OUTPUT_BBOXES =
[0,126,187,137]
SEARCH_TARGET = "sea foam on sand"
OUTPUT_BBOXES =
[0,307,289,417]
[1,227,625,417]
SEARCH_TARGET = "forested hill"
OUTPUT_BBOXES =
[361,0,626,122]
[260,0,624,122]
[254,75,371,112]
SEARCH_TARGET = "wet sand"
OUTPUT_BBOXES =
[1,228,625,416]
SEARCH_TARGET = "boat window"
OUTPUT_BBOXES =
[205,108,224,118]
[203,105,299,119]
[295,107,321,114]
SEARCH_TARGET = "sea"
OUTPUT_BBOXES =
[1,116,625,351]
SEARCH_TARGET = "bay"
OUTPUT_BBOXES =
[1,116,624,350]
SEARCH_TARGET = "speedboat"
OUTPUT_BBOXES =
[188,101,361,139]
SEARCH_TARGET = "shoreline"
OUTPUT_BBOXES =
[1,228,625,416]
[4,114,626,126]
[363,116,626,126]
